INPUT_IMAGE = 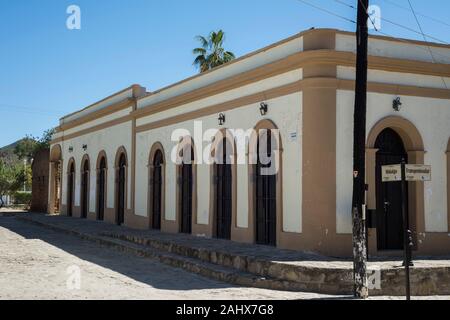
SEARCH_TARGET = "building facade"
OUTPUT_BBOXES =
[48,29,450,257]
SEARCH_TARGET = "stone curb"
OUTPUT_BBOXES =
[15,215,352,295]
[102,232,354,294]
[15,215,450,296]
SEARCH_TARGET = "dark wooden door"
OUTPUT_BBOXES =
[255,130,277,246]
[215,138,232,240]
[180,147,193,234]
[81,161,89,219]
[151,150,163,230]
[67,163,75,217]
[97,158,106,221]
[375,128,407,250]
[117,154,126,226]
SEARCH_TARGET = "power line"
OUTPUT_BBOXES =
[292,0,450,90]
[333,0,448,44]
[381,0,450,29]
[334,0,379,31]
[356,0,449,90]
[293,0,450,62]
[407,0,438,56]
[294,0,356,24]
[334,0,356,10]
[354,0,449,89]
[406,0,448,89]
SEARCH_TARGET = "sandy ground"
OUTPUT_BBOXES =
[0,216,341,300]
[0,216,448,300]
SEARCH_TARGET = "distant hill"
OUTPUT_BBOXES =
[0,140,22,165]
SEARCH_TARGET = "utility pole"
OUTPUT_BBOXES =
[352,0,369,299]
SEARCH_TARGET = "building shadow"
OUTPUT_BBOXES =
[0,216,236,292]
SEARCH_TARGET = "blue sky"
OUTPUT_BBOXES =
[1,0,449,146]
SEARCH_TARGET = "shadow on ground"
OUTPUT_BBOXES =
[0,215,238,292]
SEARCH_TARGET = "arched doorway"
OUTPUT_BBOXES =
[151,149,164,230]
[97,155,107,221]
[255,129,278,246]
[179,144,194,234]
[116,153,127,226]
[67,160,75,217]
[80,157,90,219]
[375,128,408,250]
[214,137,233,240]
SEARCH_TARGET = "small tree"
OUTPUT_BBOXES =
[38,129,55,149]
[193,30,235,73]
[14,128,55,162]
[14,135,38,162]
[0,160,25,208]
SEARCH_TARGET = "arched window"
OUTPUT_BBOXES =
[212,132,234,240]
[249,120,282,247]
[177,138,195,234]
[150,149,164,230]
[115,147,128,226]
[67,159,76,217]
[80,156,90,219]
[96,152,107,221]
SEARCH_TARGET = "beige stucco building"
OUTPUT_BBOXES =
[48,28,450,257]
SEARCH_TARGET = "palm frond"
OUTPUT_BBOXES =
[193,55,206,67]
[192,47,207,55]
[192,30,235,73]
[223,51,236,62]
[195,35,209,49]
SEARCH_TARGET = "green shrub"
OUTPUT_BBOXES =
[13,191,32,205]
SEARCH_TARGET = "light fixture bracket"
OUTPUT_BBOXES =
[260,102,268,116]
[393,97,402,112]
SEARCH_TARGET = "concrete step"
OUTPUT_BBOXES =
[16,214,450,296]
[94,236,342,294]
[101,232,354,294]
[16,215,352,294]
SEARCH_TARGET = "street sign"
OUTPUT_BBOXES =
[381,164,402,182]
[405,165,431,182]
[382,164,431,182]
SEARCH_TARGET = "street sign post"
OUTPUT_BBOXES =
[381,162,431,300]
[382,164,431,182]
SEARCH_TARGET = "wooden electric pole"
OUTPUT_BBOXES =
[352,0,369,298]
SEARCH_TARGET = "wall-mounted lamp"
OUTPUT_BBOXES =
[68,146,74,153]
[218,113,226,126]
[82,144,88,151]
[393,97,402,112]
[259,102,268,116]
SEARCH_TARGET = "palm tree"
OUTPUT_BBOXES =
[193,30,235,73]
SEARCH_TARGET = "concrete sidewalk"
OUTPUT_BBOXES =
[16,213,450,296]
